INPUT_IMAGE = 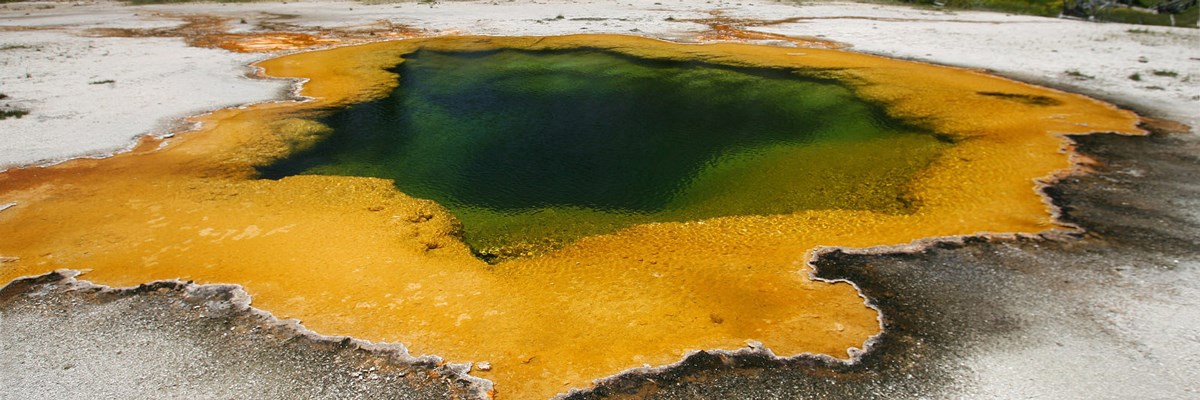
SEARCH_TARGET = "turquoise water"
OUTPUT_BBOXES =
[259,49,947,261]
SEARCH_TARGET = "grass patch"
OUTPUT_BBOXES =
[1129,72,1143,81]
[1152,69,1179,77]
[0,93,7,100]
[890,0,1199,27]
[898,0,1065,17]
[89,79,116,85]
[1065,69,1095,80]
[0,109,29,120]
[1091,3,1200,27]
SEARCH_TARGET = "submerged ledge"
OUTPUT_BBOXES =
[0,35,1143,399]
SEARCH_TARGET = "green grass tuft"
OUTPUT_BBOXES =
[1065,69,1096,80]
[0,109,30,120]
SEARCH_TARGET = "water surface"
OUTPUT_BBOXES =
[260,48,948,260]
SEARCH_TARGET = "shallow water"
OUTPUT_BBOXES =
[260,49,947,260]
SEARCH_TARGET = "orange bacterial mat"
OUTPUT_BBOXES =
[0,35,1143,399]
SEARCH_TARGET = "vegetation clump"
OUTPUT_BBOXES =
[0,109,30,120]
[0,93,26,120]
[1065,69,1096,80]
[896,0,1198,27]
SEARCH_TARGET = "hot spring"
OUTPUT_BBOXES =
[0,35,1143,400]
[258,48,948,261]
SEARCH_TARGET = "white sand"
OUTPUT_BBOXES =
[0,31,287,169]
[748,3,1200,128]
[1,0,1197,170]
[963,260,1200,399]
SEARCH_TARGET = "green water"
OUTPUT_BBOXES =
[259,49,949,261]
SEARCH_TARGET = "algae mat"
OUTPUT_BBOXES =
[0,35,1142,399]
